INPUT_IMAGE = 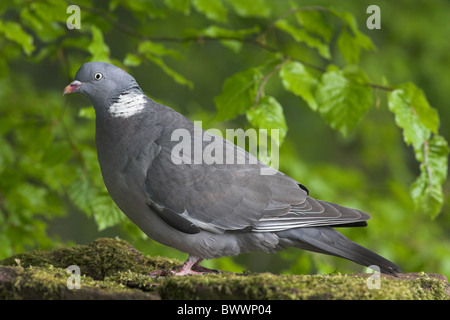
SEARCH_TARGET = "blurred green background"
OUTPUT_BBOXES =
[0,0,449,277]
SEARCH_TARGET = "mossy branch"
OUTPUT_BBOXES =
[0,238,448,300]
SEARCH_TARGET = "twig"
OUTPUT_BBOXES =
[254,61,285,107]
[366,83,394,91]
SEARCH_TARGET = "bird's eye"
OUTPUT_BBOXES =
[94,72,103,81]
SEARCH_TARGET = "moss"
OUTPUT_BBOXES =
[158,272,450,300]
[0,238,448,300]
[0,238,176,299]
[0,265,158,300]
[0,238,180,280]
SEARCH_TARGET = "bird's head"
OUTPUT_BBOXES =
[63,61,142,111]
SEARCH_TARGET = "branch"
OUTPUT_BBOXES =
[1,238,448,300]
[366,83,394,91]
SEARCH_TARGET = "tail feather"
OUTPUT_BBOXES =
[277,227,401,275]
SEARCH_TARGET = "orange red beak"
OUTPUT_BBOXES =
[63,80,83,95]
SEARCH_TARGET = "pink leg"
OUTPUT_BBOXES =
[148,256,224,277]
[171,256,204,276]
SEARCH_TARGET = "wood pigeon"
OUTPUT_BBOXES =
[64,61,401,276]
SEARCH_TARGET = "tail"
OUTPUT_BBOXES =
[277,227,401,275]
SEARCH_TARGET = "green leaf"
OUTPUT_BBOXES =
[275,19,330,59]
[279,61,318,111]
[338,28,375,64]
[354,30,376,51]
[246,96,287,145]
[337,28,359,64]
[164,0,191,15]
[389,82,446,218]
[388,82,439,150]
[214,68,263,121]
[136,40,191,88]
[30,0,68,23]
[402,83,439,133]
[42,141,73,166]
[20,8,57,43]
[19,0,67,42]
[92,193,125,231]
[146,55,193,89]
[228,0,270,18]
[329,7,359,34]
[192,0,227,22]
[184,25,260,39]
[295,9,333,43]
[78,106,96,119]
[67,175,94,216]
[16,183,48,212]
[122,0,165,18]
[183,25,260,52]
[315,67,373,136]
[0,21,34,56]
[331,6,375,60]
[88,26,110,62]
[410,135,449,219]
[138,40,183,59]
[68,173,125,230]
[123,53,142,67]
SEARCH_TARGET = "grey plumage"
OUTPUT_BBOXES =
[64,61,401,275]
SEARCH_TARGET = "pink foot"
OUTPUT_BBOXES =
[148,256,225,277]
[191,263,222,274]
[170,268,203,276]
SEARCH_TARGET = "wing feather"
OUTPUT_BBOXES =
[144,106,370,234]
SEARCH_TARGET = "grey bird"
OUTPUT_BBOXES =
[64,61,401,276]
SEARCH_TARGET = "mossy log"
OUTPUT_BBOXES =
[0,238,448,300]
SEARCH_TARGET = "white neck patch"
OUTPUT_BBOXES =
[109,92,147,118]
